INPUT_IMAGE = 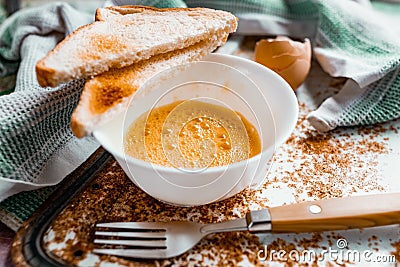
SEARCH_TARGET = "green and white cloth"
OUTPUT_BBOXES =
[308,1,400,131]
[1,0,400,230]
[0,3,99,230]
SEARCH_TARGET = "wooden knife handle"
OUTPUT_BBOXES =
[269,193,400,233]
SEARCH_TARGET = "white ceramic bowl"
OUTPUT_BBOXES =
[93,53,298,206]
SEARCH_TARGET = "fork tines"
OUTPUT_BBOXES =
[94,222,167,249]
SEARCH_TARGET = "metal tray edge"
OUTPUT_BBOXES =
[10,148,112,267]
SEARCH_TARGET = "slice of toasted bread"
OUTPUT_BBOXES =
[71,36,228,138]
[36,6,237,87]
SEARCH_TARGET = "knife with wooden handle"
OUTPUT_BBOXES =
[94,193,400,259]
[245,192,400,233]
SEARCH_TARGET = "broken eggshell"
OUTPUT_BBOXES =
[254,36,312,90]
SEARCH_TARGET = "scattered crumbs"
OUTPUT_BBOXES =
[259,100,389,204]
[391,241,400,263]
[42,159,266,266]
[297,233,323,250]
[389,125,398,134]
[0,28,393,267]
[41,94,396,265]
[314,91,321,98]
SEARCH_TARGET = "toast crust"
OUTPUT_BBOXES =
[95,5,210,21]
[96,5,214,21]
[35,21,101,87]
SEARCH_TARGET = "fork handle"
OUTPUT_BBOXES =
[266,193,400,233]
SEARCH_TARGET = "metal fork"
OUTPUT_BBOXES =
[93,193,400,259]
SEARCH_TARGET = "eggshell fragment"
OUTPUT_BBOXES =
[254,36,312,90]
